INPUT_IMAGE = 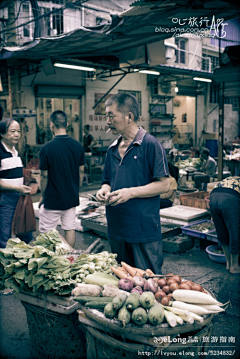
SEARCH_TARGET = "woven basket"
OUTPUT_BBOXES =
[22,301,86,359]
[85,323,212,359]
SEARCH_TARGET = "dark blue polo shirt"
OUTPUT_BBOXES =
[102,127,169,243]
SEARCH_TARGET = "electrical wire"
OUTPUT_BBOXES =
[0,0,88,34]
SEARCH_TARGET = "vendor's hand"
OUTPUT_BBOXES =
[106,188,132,206]
[96,188,110,204]
[17,185,31,195]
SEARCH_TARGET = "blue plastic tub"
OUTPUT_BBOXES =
[181,220,215,239]
[206,245,226,264]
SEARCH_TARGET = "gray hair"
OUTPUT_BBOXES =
[105,93,140,122]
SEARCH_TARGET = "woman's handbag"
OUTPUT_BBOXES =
[12,194,36,235]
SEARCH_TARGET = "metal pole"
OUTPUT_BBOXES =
[92,73,127,110]
[217,24,223,180]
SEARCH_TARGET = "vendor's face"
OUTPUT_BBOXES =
[105,103,128,135]
[2,121,21,147]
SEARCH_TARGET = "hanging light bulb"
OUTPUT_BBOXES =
[175,86,179,93]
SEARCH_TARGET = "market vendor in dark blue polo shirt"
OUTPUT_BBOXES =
[96,93,170,274]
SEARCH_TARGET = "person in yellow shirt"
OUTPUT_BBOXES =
[160,175,178,209]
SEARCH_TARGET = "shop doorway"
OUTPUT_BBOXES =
[36,98,80,144]
[173,96,196,148]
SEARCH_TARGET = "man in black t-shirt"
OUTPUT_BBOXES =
[39,110,85,248]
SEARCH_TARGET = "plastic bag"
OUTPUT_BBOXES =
[12,194,36,235]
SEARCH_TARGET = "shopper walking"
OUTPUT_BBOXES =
[39,110,85,248]
[209,176,240,274]
[96,93,169,274]
[0,118,32,248]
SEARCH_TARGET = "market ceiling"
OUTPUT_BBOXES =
[0,0,239,71]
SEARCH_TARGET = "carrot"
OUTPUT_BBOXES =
[111,266,132,279]
[121,262,139,277]
[132,267,146,277]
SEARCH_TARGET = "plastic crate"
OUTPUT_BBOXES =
[181,220,215,239]
[179,191,209,209]
[206,230,218,243]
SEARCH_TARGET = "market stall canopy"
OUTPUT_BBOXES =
[0,0,239,68]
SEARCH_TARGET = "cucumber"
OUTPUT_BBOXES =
[118,304,131,327]
[148,304,164,326]
[85,300,112,309]
[126,292,140,311]
[104,302,117,318]
[112,293,127,310]
[74,296,112,304]
[132,307,148,326]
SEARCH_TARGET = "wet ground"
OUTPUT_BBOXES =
[0,183,240,359]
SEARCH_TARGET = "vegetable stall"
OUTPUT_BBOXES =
[0,231,227,359]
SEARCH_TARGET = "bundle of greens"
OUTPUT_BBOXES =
[34,229,70,255]
[0,238,75,296]
[70,251,118,284]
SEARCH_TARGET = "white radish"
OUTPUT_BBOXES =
[166,310,184,325]
[172,289,222,305]
[172,301,210,315]
[164,306,190,316]
[188,312,204,323]
[163,309,177,327]
[178,314,194,324]
[197,304,225,312]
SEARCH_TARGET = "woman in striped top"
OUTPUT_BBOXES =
[0,118,31,248]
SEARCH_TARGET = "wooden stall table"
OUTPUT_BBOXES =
[78,304,214,359]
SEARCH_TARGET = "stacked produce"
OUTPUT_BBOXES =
[34,229,70,255]
[0,232,118,296]
[70,251,118,284]
[175,158,201,171]
[72,262,226,329]
[0,238,75,295]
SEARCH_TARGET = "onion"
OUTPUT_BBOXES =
[169,282,179,292]
[161,296,171,306]
[118,278,134,292]
[167,278,177,286]
[166,273,174,278]
[184,280,194,289]
[144,278,158,293]
[162,285,170,294]
[131,286,143,295]
[158,278,167,288]
[171,275,182,284]
[179,282,191,290]
[155,290,166,300]
[192,284,203,292]
[132,275,146,288]
[167,293,173,298]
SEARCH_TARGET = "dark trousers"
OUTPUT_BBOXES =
[0,192,32,248]
[210,191,240,254]
[109,237,163,274]
[192,172,210,190]
[160,199,173,209]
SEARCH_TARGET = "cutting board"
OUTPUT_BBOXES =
[160,205,209,222]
